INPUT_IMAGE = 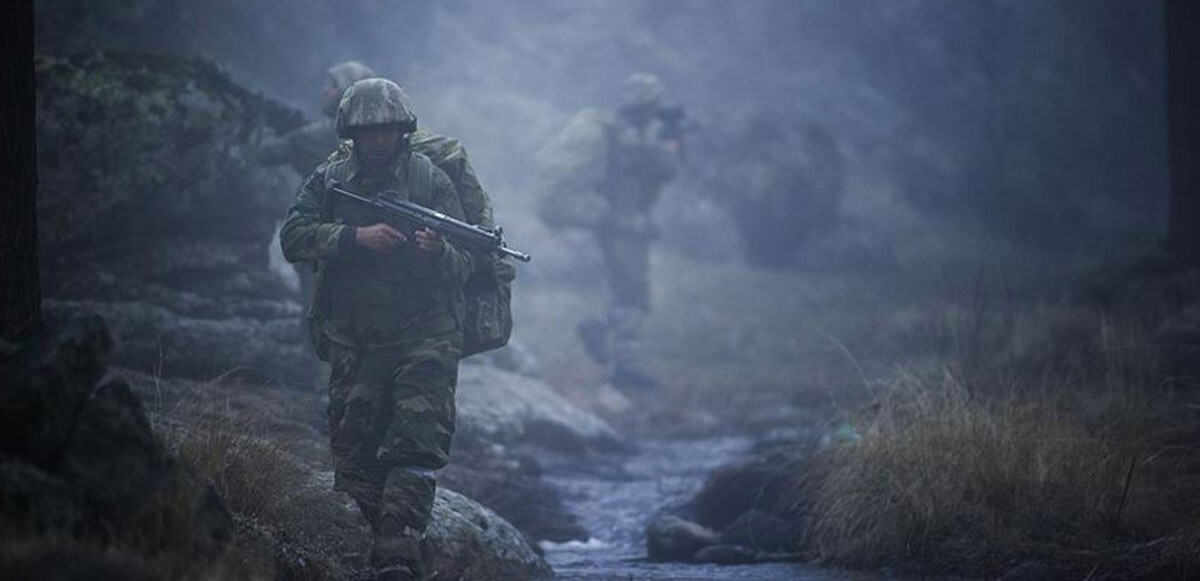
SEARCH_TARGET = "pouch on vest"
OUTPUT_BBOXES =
[461,255,515,357]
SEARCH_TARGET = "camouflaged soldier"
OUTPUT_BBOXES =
[265,62,494,295]
[260,60,377,176]
[280,78,486,581]
[536,73,683,390]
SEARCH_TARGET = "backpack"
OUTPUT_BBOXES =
[461,255,515,358]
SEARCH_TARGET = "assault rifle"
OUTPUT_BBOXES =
[327,181,532,263]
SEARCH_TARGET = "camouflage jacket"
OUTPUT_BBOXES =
[279,145,474,346]
[259,118,341,177]
[535,109,680,235]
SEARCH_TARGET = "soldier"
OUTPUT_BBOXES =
[537,72,683,391]
[265,62,495,308]
[262,60,492,229]
[279,78,486,581]
[261,60,378,177]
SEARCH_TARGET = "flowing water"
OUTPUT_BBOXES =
[539,435,889,581]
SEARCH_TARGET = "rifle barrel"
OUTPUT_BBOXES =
[328,182,531,263]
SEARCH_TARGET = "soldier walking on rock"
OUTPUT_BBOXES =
[537,73,684,391]
[280,78,490,581]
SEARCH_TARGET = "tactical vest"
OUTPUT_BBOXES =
[307,150,512,359]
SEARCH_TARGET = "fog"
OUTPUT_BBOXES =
[37,0,1169,259]
[24,2,1189,578]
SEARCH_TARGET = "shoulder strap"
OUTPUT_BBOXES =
[320,154,354,220]
[408,152,434,204]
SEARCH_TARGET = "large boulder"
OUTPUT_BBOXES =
[426,488,555,580]
[645,441,810,564]
[442,443,589,543]
[0,311,232,578]
[119,362,567,575]
[198,453,553,580]
[456,362,625,452]
[36,51,314,384]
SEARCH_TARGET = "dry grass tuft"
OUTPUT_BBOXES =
[792,299,1200,579]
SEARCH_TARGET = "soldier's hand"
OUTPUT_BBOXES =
[355,223,406,253]
[414,228,444,254]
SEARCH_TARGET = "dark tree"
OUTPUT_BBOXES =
[1166,0,1200,263]
[0,0,40,341]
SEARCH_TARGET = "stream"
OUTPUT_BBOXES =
[538,435,889,581]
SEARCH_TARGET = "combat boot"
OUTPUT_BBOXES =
[371,530,425,581]
[374,563,421,581]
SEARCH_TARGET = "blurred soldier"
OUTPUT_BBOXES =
[261,60,377,176]
[280,78,488,581]
[536,73,684,390]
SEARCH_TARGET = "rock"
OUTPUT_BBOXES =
[425,488,555,580]
[456,364,625,452]
[36,52,301,255]
[48,298,315,384]
[223,464,553,580]
[645,515,719,562]
[125,365,559,578]
[693,113,846,269]
[691,443,810,531]
[442,444,588,543]
[0,542,158,581]
[0,312,233,572]
[719,509,803,553]
[692,543,758,565]
[35,52,318,385]
[645,441,812,563]
[999,560,1053,581]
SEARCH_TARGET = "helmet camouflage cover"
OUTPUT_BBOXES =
[326,60,376,93]
[336,78,418,138]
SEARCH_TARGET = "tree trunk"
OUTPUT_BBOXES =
[0,0,40,341]
[1166,0,1200,263]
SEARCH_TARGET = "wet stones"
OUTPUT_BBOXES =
[645,442,810,564]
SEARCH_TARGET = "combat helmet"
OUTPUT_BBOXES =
[326,60,376,93]
[336,78,418,139]
[620,72,666,109]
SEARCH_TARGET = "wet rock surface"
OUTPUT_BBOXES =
[644,441,810,564]
[456,362,626,452]
[37,51,313,385]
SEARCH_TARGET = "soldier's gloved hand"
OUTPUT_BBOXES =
[355,223,406,253]
[414,227,444,254]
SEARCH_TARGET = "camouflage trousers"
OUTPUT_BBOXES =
[579,233,653,386]
[325,335,459,570]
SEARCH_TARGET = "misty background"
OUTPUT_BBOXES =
[36,0,1169,265]
[32,0,1176,432]
[19,2,1196,579]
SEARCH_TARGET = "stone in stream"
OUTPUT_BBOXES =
[646,515,720,562]
[693,543,759,565]
[646,441,812,563]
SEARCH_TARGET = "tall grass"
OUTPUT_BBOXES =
[792,293,1200,579]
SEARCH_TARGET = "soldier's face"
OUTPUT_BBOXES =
[323,82,341,109]
[352,125,404,164]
